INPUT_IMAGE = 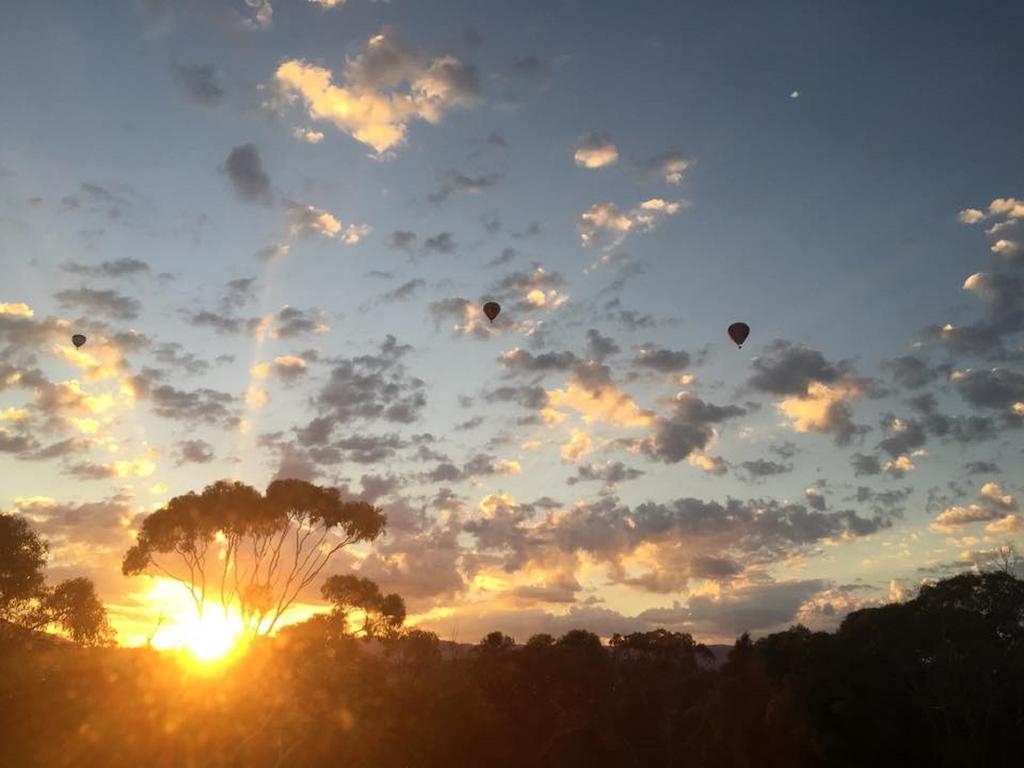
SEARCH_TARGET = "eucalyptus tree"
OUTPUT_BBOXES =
[123,479,385,635]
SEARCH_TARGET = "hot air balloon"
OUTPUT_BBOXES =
[483,301,501,324]
[71,334,87,349]
[727,322,750,348]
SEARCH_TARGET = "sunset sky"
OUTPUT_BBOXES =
[1,0,1022,646]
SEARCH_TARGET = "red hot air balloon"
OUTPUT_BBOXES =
[71,334,87,349]
[482,301,501,324]
[727,322,750,348]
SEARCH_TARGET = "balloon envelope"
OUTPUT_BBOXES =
[482,301,501,323]
[71,334,87,349]
[727,322,750,348]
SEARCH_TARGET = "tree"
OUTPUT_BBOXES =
[320,573,406,639]
[1,513,112,645]
[0,513,47,624]
[992,542,1023,577]
[44,577,114,646]
[122,479,386,636]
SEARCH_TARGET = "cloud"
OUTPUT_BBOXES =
[684,579,828,637]
[748,344,869,444]
[499,347,578,375]
[739,458,793,478]
[313,335,425,426]
[66,455,156,480]
[574,134,619,168]
[176,439,214,465]
[188,310,246,334]
[964,460,1000,475]
[546,363,654,427]
[55,288,140,320]
[428,169,500,204]
[567,461,644,491]
[254,243,290,261]
[381,279,426,302]
[578,198,685,250]
[255,306,329,340]
[882,455,915,478]
[0,303,34,318]
[423,454,521,484]
[388,230,417,253]
[422,232,457,254]
[221,277,258,312]
[243,0,273,28]
[986,515,1024,534]
[930,481,1018,532]
[223,144,271,203]
[953,368,1024,410]
[643,152,690,184]
[173,64,225,105]
[638,392,744,463]
[777,380,867,444]
[270,28,480,155]
[9,493,134,551]
[273,355,308,382]
[429,298,506,338]
[0,428,35,454]
[293,127,324,144]
[129,375,237,426]
[585,329,620,361]
[153,342,209,375]
[880,355,942,390]
[285,201,370,243]
[688,454,729,476]
[633,344,691,372]
[922,269,1024,360]
[560,429,593,462]
[61,258,150,278]
[932,504,1004,531]
[748,340,853,396]
[58,182,137,222]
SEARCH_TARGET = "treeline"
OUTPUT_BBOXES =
[2,570,1023,767]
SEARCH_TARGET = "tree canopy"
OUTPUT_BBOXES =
[123,479,386,635]
[0,513,111,646]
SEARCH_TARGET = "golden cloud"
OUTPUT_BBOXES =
[560,429,593,462]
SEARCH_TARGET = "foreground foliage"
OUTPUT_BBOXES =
[1,571,1023,767]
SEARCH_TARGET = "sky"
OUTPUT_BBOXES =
[1,0,1023,647]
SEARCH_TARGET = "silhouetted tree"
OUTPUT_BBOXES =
[0,513,47,625]
[320,573,406,639]
[43,577,113,646]
[122,479,385,635]
[0,513,112,646]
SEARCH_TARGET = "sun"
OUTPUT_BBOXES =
[142,579,248,666]
[177,610,247,664]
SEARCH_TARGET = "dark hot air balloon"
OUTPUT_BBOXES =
[727,322,750,348]
[482,301,501,324]
[71,334,87,349]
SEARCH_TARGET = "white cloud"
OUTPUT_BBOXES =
[991,239,1021,257]
[578,197,685,250]
[561,429,593,462]
[293,127,325,144]
[958,208,985,224]
[270,28,479,155]
[573,135,619,168]
[286,202,370,243]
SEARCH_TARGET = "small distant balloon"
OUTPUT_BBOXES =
[727,322,750,348]
[71,334,87,349]
[482,301,501,323]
